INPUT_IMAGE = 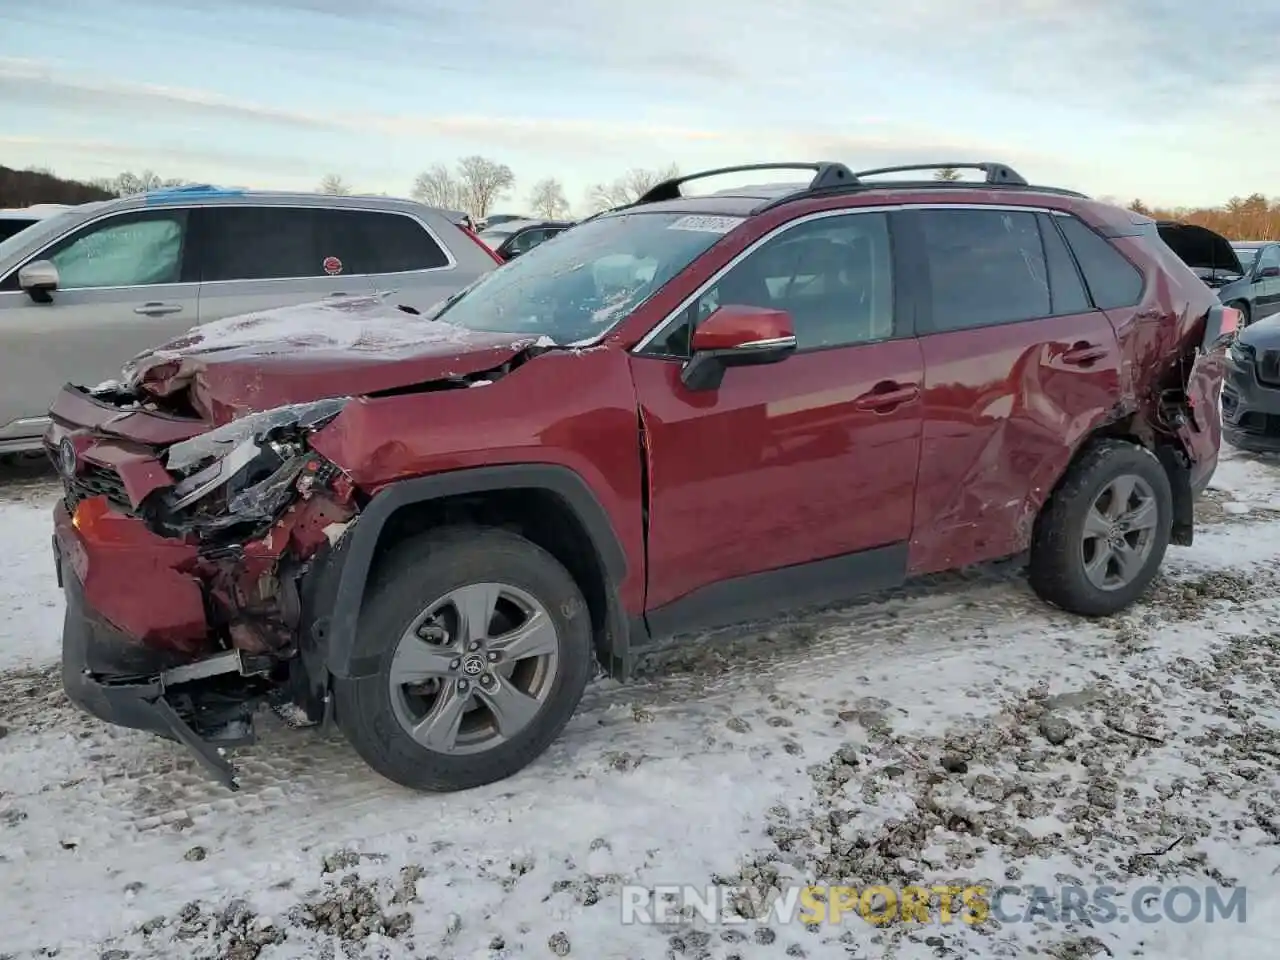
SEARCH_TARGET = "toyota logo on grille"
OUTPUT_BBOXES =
[57,439,77,477]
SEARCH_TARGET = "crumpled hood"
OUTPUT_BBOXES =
[122,295,547,424]
[1156,221,1244,276]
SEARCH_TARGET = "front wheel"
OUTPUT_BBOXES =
[334,526,594,792]
[1028,440,1172,617]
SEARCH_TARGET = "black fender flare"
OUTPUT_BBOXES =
[317,464,630,680]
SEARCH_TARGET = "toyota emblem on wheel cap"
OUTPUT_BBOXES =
[462,655,485,676]
[57,438,76,477]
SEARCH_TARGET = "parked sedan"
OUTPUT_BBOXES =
[478,219,574,262]
[1156,222,1280,327]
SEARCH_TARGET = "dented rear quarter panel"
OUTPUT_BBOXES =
[909,309,1123,575]
[308,347,648,612]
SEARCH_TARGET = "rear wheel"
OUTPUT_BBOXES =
[1028,440,1172,616]
[334,526,594,792]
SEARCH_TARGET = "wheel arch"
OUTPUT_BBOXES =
[316,464,632,683]
[1033,415,1194,548]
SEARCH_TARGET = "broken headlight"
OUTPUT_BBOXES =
[164,396,350,522]
[166,397,350,475]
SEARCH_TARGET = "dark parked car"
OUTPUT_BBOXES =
[46,160,1233,793]
[1157,223,1280,327]
[478,218,573,261]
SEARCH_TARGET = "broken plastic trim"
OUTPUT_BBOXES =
[166,396,350,474]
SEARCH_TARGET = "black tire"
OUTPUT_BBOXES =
[1028,440,1172,617]
[334,526,593,792]
[1228,300,1251,327]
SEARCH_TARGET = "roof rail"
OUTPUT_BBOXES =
[634,162,857,205]
[850,162,1027,185]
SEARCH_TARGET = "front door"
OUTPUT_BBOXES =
[0,207,199,446]
[629,210,924,635]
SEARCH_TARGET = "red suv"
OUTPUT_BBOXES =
[46,162,1235,793]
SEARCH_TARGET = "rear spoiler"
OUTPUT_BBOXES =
[1203,303,1242,350]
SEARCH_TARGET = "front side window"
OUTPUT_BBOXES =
[1256,245,1280,274]
[918,208,1050,332]
[432,211,739,344]
[36,211,187,290]
[651,212,896,356]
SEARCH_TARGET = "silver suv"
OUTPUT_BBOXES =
[0,187,499,454]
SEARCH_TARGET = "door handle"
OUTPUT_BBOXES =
[133,302,183,317]
[854,381,920,412]
[1061,342,1108,366]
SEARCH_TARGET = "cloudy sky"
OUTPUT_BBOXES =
[2,0,1277,211]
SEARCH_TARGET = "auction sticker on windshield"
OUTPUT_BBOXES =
[668,215,745,234]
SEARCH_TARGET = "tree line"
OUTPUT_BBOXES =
[321,157,682,220]
[1129,195,1280,241]
[5,161,1278,239]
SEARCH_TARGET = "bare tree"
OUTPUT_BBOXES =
[411,164,465,211]
[456,155,515,218]
[585,164,680,213]
[317,173,351,195]
[99,170,188,197]
[933,167,961,182]
[528,177,570,219]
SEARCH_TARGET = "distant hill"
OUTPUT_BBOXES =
[0,166,114,207]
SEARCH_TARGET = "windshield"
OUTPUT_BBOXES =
[433,211,742,343]
[1233,247,1259,270]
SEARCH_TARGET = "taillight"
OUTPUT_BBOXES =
[461,225,503,265]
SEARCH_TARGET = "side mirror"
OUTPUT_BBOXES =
[680,305,797,391]
[18,260,59,303]
[1257,266,1280,279]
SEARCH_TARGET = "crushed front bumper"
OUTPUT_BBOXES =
[1222,351,1280,453]
[57,550,245,789]
[53,504,267,791]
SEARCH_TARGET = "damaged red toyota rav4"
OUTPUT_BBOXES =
[47,162,1235,792]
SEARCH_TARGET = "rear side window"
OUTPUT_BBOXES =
[1055,215,1144,309]
[202,207,450,282]
[917,208,1050,332]
[315,209,449,274]
[202,208,318,281]
[1037,214,1091,315]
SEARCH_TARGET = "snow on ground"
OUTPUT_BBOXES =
[1,450,1278,960]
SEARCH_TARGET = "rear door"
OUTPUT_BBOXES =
[904,205,1123,575]
[342,209,470,313]
[630,209,924,632]
[0,207,198,445]
[194,206,376,322]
